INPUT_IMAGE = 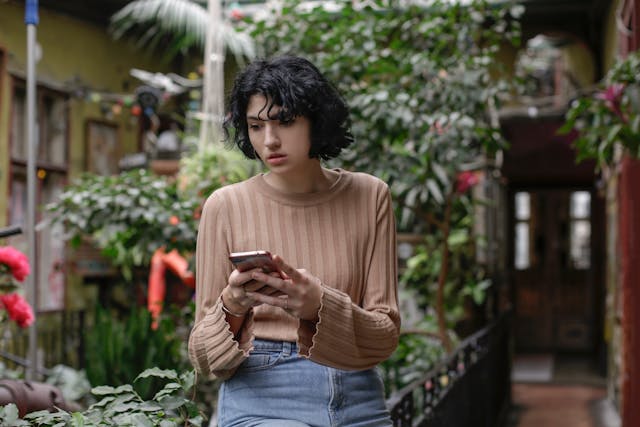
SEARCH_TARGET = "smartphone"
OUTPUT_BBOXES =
[228,250,285,279]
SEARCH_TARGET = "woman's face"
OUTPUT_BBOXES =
[246,94,315,175]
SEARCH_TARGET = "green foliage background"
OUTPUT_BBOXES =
[244,0,522,229]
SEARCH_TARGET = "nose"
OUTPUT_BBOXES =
[263,122,280,149]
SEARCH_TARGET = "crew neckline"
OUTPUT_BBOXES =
[250,168,351,206]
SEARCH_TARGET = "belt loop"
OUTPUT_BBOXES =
[282,341,292,356]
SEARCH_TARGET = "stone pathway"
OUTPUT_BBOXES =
[508,383,615,427]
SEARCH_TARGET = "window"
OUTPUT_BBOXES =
[569,191,591,269]
[8,79,69,311]
[514,192,531,270]
[10,87,68,166]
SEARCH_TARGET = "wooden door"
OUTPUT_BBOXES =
[511,189,597,352]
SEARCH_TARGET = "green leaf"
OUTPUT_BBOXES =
[426,179,444,204]
[136,367,179,382]
[153,383,182,400]
[70,412,86,427]
[447,229,469,247]
[138,401,164,412]
[606,124,623,144]
[159,395,188,411]
[114,412,154,427]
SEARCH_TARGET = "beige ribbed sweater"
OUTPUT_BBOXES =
[188,169,400,380]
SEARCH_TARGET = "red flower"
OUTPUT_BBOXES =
[0,293,35,328]
[456,171,479,193]
[0,246,31,282]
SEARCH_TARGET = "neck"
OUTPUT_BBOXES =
[264,163,337,194]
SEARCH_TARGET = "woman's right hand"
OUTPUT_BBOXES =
[221,268,283,315]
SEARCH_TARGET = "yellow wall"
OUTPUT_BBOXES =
[602,0,620,73]
[563,42,596,87]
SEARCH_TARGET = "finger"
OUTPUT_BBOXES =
[257,288,285,297]
[247,284,282,296]
[243,280,268,293]
[272,255,302,281]
[246,291,288,310]
[229,269,259,287]
[251,271,288,291]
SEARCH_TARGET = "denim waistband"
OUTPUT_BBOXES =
[252,338,298,355]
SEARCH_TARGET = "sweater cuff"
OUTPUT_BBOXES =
[188,299,255,378]
[297,285,351,359]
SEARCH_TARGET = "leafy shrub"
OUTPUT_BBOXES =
[0,368,204,426]
[84,305,189,401]
[179,142,259,203]
[46,169,199,281]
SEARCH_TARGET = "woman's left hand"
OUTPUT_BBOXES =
[245,255,322,321]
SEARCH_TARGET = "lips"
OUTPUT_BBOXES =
[266,153,287,165]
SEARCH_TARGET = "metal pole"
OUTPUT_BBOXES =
[199,0,224,150]
[24,0,39,381]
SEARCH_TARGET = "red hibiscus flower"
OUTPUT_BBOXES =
[456,171,479,194]
[0,293,35,328]
[0,246,31,282]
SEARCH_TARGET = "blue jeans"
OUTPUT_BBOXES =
[217,339,392,427]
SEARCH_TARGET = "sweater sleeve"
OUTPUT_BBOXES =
[297,183,400,370]
[187,191,254,380]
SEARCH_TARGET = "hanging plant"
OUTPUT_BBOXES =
[560,50,640,171]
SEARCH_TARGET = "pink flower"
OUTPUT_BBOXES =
[456,171,479,193]
[0,246,31,282]
[0,293,35,328]
[229,8,245,20]
[595,83,626,121]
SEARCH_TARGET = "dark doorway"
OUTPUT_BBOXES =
[500,113,605,360]
[509,188,602,354]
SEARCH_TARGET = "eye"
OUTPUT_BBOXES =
[248,123,263,131]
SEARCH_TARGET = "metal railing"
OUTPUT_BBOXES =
[387,312,511,427]
[0,310,85,378]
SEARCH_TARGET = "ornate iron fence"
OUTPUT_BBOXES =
[387,312,511,427]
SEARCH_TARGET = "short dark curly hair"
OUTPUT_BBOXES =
[224,55,353,160]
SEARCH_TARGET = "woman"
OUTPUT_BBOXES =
[188,55,400,427]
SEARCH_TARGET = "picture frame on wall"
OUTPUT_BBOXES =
[85,119,119,175]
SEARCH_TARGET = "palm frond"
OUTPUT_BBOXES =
[110,0,255,60]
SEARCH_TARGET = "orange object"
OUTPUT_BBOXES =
[148,248,194,329]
